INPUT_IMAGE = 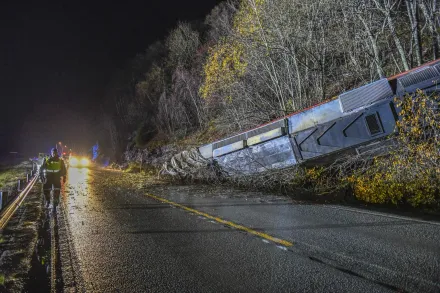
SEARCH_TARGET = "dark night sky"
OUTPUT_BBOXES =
[0,0,223,156]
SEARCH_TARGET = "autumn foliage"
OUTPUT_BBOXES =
[346,92,440,207]
[99,0,440,210]
[200,41,247,99]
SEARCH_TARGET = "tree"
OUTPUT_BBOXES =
[372,0,410,70]
[166,22,200,70]
[419,0,440,59]
[205,2,237,42]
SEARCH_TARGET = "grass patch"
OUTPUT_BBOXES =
[143,120,225,153]
[0,166,27,188]
[173,121,226,148]
[124,162,159,176]
[22,221,35,228]
[0,274,5,286]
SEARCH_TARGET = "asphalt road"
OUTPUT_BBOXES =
[58,167,440,293]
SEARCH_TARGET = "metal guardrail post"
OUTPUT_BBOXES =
[0,191,8,211]
[18,179,21,192]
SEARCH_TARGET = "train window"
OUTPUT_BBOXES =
[365,113,382,136]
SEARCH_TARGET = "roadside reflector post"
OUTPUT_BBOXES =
[26,173,30,183]
[17,180,21,192]
[0,191,7,211]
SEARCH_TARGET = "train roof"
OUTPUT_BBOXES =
[205,58,440,148]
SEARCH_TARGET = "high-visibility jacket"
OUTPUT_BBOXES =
[42,156,66,176]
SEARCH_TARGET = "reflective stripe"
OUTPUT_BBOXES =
[45,158,62,171]
[45,170,60,173]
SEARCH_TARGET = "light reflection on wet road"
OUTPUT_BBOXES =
[59,168,440,293]
[66,167,89,189]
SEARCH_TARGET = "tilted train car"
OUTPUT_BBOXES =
[198,59,440,175]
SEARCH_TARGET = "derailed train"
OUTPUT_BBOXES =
[170,59,440,176]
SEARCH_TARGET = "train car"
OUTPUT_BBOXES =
[198,59,440,175]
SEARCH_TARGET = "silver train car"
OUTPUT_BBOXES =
[198,59,440,175]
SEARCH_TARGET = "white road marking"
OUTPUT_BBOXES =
[294,240,440,289]
[326,205,440,226]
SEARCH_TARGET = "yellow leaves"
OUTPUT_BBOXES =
[285,100,295,113]
[200,0,271,99]
[349,170,405,205]
[305,167,324,181]
[349,92,440,207]
[233,0,266,37]
[200,41,248,99]
[395,92,440,149]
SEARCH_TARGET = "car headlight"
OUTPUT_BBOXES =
[70,157,78,166]
[80,158,89,166]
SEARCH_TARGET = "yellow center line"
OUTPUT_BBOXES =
[145,193,293,247]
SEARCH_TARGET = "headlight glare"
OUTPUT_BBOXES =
[70,157,78,166]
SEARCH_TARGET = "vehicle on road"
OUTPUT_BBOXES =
[69,156,90,168]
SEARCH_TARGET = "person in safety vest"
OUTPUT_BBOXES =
[40,148,67,210]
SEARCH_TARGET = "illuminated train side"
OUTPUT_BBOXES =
[198,59,440,174]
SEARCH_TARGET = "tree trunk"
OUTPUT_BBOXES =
[358,14,385,77]
[140,154,143,172]
[420,0,440,59]
[406,0,423,65]
[373,0,410,70]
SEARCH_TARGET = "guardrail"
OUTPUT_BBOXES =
[0,168,39,230]
[0,163,37,211]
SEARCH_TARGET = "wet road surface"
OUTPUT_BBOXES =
[60,167,440,292]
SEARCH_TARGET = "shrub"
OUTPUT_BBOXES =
[135,122,157,147]
[125,162,142,173]
[347,91,440,207]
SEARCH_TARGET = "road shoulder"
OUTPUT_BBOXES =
[0,183,43,292]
